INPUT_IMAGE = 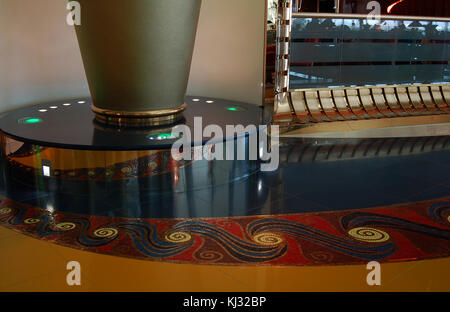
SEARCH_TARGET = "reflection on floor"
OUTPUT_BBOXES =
[281,114,450,138]
[1,135,449,291]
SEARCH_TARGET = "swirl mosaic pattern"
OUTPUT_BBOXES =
[0,195,449,266]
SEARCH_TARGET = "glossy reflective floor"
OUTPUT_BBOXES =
[1,133,450,290]
[3,136,449,219]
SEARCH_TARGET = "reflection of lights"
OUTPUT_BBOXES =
[225,106,247,112]
[50,106,58,109]
[290,71,326,81]
[174,167,179,185]
[387,0,406,14]
[63,103,71,106]
[206,100,214,103]
[46,203,55,213]
[78,100,86,104]
[39,109,47,112]
[192,99,200,102]
[148,133,179,141]
[43,165,51,177]
[259,146,264,158]
[257,180,263,192]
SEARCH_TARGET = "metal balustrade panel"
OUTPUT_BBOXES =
[318,90,344,121]
[407,86,429,113]
[359,88,383,118]
[291,91,313,123]
[305,90,329,121]
[371,88,395,117]
[332,89,357,120]
[420,86,441,112]
[431,86,450,112]
[345,89,369,119]
[273,11,450,126]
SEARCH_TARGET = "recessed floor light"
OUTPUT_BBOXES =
[78,100,86,104]
[225,106,246,112]
[49,106,58,109]
[206,100,214,103]
[192,99,200,102]
[148,133,179,140]
[39,109,47,112]
[18,117,43,124]
[63,103,71,106]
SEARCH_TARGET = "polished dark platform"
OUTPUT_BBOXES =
[0,96,265,150]
[0,96,270,204]
[0,136,449,219]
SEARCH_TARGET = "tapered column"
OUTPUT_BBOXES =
[74,0,202,126]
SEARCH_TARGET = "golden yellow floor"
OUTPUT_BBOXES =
[0,226,449,292]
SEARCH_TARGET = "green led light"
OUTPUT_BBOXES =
[158,133,174,138]
[225,106,246,112]
[18,117,43,124]
[26,118,41,123]
[148,132,180,140]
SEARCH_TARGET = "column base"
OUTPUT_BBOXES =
[92,103,187,127]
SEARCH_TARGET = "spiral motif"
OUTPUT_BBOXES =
[121,166,132,174]
[253,233,283,246]
[308,251,334,263]
[24,218,41,224]
[0,207,12,215]
[55,222,76,231]
[197,251,223,262]
[348,227,390,243]
[94,227,118,238]
[165,231,192,243]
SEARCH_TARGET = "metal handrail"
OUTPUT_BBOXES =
[292,12,450,22]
